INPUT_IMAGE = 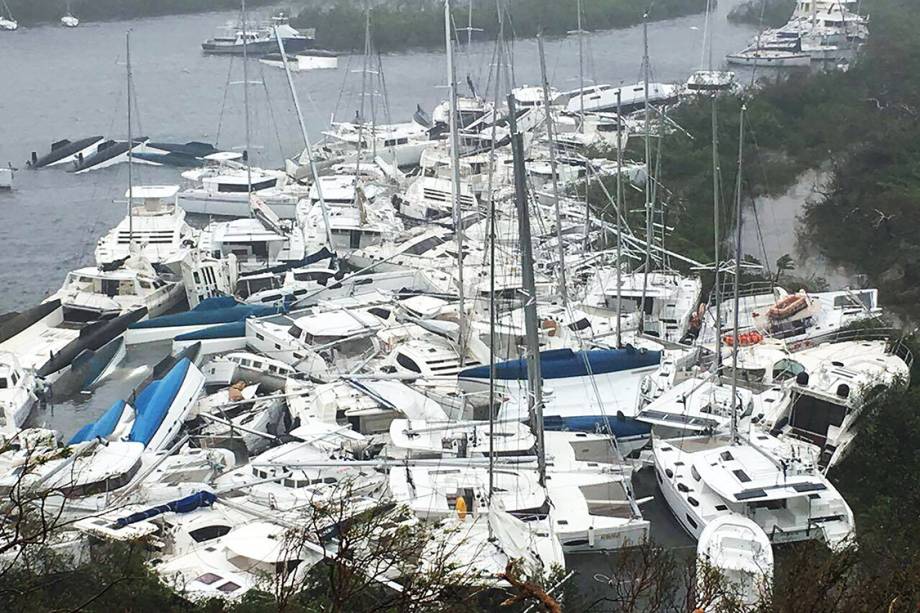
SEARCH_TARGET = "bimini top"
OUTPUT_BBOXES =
[459,346,661,381]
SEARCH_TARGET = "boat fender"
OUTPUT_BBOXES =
[455,496,467,520]
[795,371,810,386]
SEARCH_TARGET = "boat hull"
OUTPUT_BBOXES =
[178,193,297,219]
[201,38,311,56]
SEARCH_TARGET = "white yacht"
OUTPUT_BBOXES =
[197,207,306,276]
[0,354,38,435]
[46,256,185,323]
[396,175,479,222]
[564,82,680,115]
[697,286,882,351]
[95,185,197,270]
[297,175,400,253]
[738,338,911,470]
[696,515,773,609]
[178,153,308,219]
[652,432,855,550]
[581,269,703,344]
[320,120,430,169]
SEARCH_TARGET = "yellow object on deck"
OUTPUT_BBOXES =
[455,496,467,520]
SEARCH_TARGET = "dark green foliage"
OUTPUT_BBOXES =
[292,0,710,52]
[728,0,796,28]
[5,0,276,25]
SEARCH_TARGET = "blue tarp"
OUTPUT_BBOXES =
[129,299,283,330]
[128,358,190,447]
[68,399,128,445]
[113,490,218,528]
[175,320,246,341]
[544,414,652,438]
[459,346,662,381]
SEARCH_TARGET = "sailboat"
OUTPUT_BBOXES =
[651,106,855,553]
[0,1,17,31]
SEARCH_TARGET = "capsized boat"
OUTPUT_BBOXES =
[27,136,104,168]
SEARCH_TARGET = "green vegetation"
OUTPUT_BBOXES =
[292,0,710,52]
[587,0,920,321]
[727,0,796,28]
[5,0,275,25]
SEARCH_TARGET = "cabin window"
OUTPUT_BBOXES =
[691,466,701,481]
[195,573,223,585]
[368,307,391,319]
[396,353,422,374]
[288,324,304,339]
[685,514,698,529]
[0,379,7,390]
[404,235,447,255]
[139,281,152,289]
[217,581,242,594]
[261,294,282,303]
[773,359,806,382]
[687,497,700,507]
[567,318,592,331]
[189,525,232,543]
[733,470,751,483]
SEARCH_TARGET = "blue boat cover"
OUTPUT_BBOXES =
[128,358,190,447]
[458,346,662,381]
[113,490,218,528]
[545,414,651,438]
[68,399,128,445]
[175,320,246,341]
[129,300,283,330]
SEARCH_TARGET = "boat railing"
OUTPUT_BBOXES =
[801,326,913,367]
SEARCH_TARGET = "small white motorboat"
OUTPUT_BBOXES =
[696,515,773,608]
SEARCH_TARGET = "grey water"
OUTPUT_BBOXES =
[1,2,759,571]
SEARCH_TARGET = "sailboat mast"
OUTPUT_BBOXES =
[508,94,546,487]
[639,13,653,333]
[577,0,585,133]
[445,0,467,365]
[355,10,371,178]
[241,0,253,199]
[538,34,568,304]
[126,31,134,243]
[712,89,723,377]
[487,2,505,504]
[615,89,623,348]
[273,29,335,255]
[730,105,747,444]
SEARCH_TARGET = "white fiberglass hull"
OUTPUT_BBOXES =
[726,51,811,67]
[178,192,297,219]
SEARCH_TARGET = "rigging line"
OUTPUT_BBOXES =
[215,52,236,147]
[376,52,392,127]
[748,193,773,279]
[256,60,287,165]
[331,52,354,126]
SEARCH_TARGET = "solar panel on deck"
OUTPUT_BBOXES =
[792,482,827,493]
